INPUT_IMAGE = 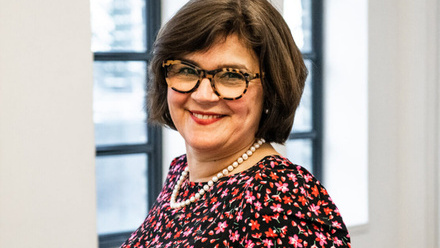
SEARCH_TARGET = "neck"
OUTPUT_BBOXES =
[185,140,279,182]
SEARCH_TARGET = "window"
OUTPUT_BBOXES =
[283,0,323,180]
[90,0,162,247]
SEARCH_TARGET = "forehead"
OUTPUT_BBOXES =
[182,34,259,71]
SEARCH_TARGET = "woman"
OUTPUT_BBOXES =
[121,0,351,247]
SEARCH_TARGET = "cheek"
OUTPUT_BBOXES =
[167,90,184,110]
[231,91,264,124]
[166,89,186,123]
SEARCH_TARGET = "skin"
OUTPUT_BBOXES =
[167,34,279,182]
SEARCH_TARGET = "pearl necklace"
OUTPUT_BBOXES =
[170,138,266,209]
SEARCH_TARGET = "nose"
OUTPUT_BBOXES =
[191,78,220,102]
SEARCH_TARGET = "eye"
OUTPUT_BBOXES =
[217,71,245,83]
[178,67,197,76]
[167,64,198,77]
[218,71,244,80]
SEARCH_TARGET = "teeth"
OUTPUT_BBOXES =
[193,113,221,119]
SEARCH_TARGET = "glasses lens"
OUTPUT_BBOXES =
[214,70,247,98]
[165,62,199,92]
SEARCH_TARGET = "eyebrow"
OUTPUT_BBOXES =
[181,58,250,71]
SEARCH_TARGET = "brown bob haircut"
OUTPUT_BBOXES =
[148,0,308,144]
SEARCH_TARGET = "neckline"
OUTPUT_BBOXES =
[183,154,283,187]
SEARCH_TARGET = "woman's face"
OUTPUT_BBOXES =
[167,34,264,155]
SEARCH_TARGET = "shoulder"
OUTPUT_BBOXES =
[238,155,350,246]
[254,155,320,192]
[168,154,187,174]
[252,155,342,222]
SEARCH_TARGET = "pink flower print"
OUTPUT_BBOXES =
[221,188,229,198]
[308,203,321,216]
[236,210,243,221]
[215,221,228,234]
[304,174,313,182]
[275,182,289,193]
[315,232,328,246]
[229,230,240,242]
[244,178,254,187]
[244,240,256,248]
[332,221,342,229]
[227,177,238,185]
[300,187,307,196]
[152,236,159,243]
[287,172,297,182]
[245,191,256,204]
[295,211,305,219]
[289,234,304,248]
[262,238,274,248]
[210,201,221,212]
[254,201,263,211]
[183,227,193,237]
[333,237,343,246]
[270,203,284,213]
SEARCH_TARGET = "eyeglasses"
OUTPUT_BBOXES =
[162,60,263,100]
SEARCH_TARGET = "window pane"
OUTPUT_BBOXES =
[286,139,312,172]
[96,154,148,235]
[93,61,147,146]
[292,60,313,132]
[91,0,146,52]
[283,0,312,52]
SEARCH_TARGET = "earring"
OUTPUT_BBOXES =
[264,108,269,114]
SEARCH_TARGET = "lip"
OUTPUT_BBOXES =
[189,111,225,125]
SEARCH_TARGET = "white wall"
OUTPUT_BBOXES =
[352,0,440,247]
[0,0,97,247]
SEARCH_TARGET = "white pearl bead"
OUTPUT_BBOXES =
[169,138,265,209]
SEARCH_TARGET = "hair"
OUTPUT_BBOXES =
[148,0,308,144]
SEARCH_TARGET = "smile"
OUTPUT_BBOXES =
[192,113,222,119]
[190,111,224,125]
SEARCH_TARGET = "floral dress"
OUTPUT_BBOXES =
[121,155,351,248]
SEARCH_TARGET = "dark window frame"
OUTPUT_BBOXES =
[289,0,324,181]
[94,1,162,247]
